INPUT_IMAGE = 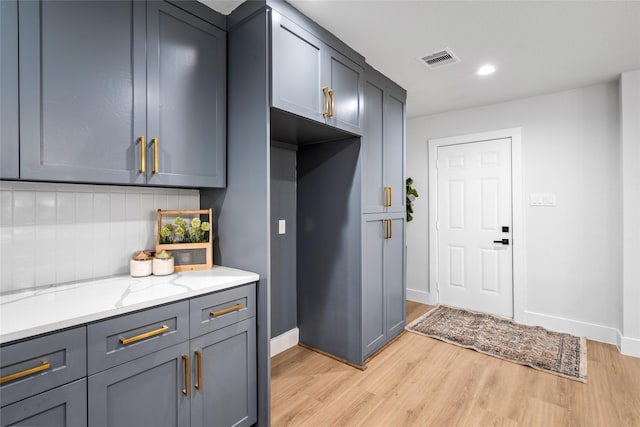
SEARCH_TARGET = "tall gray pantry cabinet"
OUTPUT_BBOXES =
[0,0,19,179]
[15,0,226,187]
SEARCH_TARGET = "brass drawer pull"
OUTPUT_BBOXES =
[152,138,159,174]
[194,350,202,391]
[0,361,51,384]
[210,303,244,317]
[182,355,190,396]
[120,324,169,345]
[383,187,391,207]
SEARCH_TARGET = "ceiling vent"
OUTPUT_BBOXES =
[418,48,460,70]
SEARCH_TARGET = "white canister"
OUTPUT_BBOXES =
[130,251,153,277]
[153,250,174,276]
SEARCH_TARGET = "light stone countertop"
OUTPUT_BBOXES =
[0,266,259,344]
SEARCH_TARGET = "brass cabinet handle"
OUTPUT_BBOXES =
[383,187,390,207]
[328,89,335,117]
[388,219,393,239]
[388,186,392,207]
[194,350,202,391]
[322,86,329,116]
[120,324,169,345]
[152,138,159,174]
[0,361,50,384]
[182,355,190,396]
[139,136,146,173]
[210,303,244,317]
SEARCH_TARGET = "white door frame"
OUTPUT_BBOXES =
[428,128,525,321]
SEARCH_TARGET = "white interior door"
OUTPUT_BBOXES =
[436,138,513,318]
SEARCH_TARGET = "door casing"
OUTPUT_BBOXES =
[428,128,525,321]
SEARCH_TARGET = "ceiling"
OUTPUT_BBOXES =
[201,1,640,118]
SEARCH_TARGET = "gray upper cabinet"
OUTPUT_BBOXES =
[18,0,147,185]
[0,0,19,179]
[363,65,406,213]
[271,10,363,135]
[145,1,226,188]
[17,0,226,188]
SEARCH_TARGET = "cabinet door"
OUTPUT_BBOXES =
[146,1,226,188]
[190,319,257,427]
[385,217,406,337]
[0,379,87,427]
[362,78,385,213]
[18,0,146,184]
[325,47,363,135]
[362,216,386,358]
[0,0,19,179]
[88,342,190,427]
[384,91,406,212]
[271,10,325,124]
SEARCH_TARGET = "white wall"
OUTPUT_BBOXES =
[406,82,622,343]
[620,70,640,355]
[0,181,199,294]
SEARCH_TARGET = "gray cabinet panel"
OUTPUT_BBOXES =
[0,379,87,427]
[362,79,385,213]
[362,217,385,357]
[0,327,86,407]
[325,48,363,135]
[146,1,226,187]
[0,0,19,179]
[271,11,324,124]
[190,319,257,427]
[385,217,406,337]
[19,0,146,184]
[88,341,191,427]
[189,284,256,338]
[385,94,406,212]
[87,300,189,374]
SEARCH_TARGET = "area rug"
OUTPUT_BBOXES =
[406,305,587,383]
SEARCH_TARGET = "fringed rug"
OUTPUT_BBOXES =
[406,305,587,383]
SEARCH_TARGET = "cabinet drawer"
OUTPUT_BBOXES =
[190,284,256,338]
[0,326,86,407]
[87,300,189,374]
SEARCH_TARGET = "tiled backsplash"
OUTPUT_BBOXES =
[0,181,200,294]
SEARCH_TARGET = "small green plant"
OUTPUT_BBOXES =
[406,177,419,222]
[160,216,210,244]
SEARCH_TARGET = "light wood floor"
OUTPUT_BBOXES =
[271,301,640,426]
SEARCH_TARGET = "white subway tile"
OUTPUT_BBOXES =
[125,192,140,221]
[1,190,12,226]
[13,191,36,225]
[12,256,35,291]
[76,193,94,223]
[110,193,126,222]
[56,192,76,224]
[36,192,56,225]
[93,193,110,222]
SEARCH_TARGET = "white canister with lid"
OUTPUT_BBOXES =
[153,250,174,275]
[130,251,153,277]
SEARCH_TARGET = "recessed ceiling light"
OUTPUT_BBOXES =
[477,65,496,76]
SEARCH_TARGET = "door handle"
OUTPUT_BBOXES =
[493,239,509,245]
[322,86,329,116]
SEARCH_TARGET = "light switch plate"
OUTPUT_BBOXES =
[278,220,286,234]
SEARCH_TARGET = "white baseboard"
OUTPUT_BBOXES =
[617,330,640,357]
[521,310,618,345]
[406,288,437,305]
[270,328,299,357]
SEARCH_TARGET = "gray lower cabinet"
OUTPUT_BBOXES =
[362,65,406,214]
[17,0,226,187]
[362,214,406,358]
[0,0,19,179]
[0,379,87,427]
[88,342,191,427]
[190,319,257,427]
[271,9,363,135]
